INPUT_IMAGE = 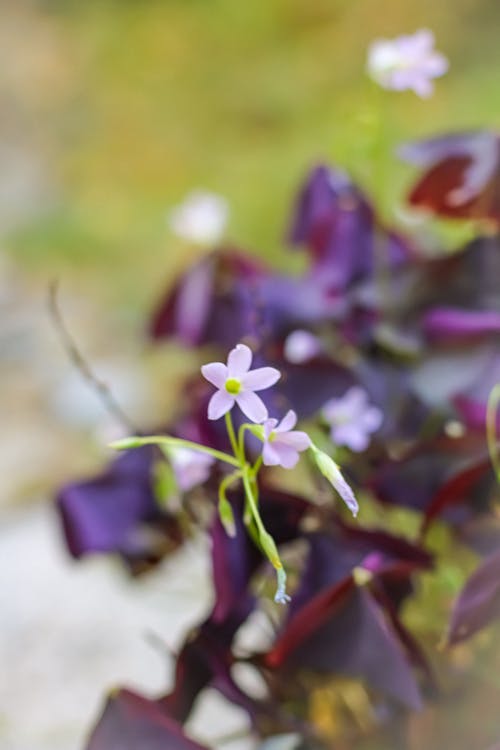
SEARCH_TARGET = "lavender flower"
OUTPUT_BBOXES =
[201,343,280,423]
[367,29,448,98]
[322,386,383,452]
[283,329,322,364]
[261,410,311,469]
[168,190,229,245]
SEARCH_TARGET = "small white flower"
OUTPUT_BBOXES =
[201,343,281,423]
[261,410,311,469]
[367,29,448,98]
[168,191,229,245]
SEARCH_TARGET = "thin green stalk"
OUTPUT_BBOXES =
[218,469,243,500]
[225,411,240,460]
[111,435,240,468]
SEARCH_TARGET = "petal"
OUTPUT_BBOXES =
[201,362,228,388]
[277,431,311,452]
[227,344,252,377]
[241,366,281,391]
[276,410,297,433]
[235,391,268,423]
[263,418,278,440]
[342,386,369,415]
[263,442,281,466]
[273,443,300,469]
[360,406,383,433]
[332,424,370,452]
[208,390,234,420]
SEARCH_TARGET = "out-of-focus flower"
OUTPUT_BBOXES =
[261,410,311,469]
[168,190,229,245]
[167,447,214,492]
[322,386,383,451]
[201,343,280,422]
[367,29,448,98]
[283,330,322,364]
[399,131,500,223]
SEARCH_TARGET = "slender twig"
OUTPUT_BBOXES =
[48,280,138,433]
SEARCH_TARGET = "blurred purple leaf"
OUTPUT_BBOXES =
[86,689,209,750]
[57,447,182,569]
[400,131,500,224]
[447,549,500,645]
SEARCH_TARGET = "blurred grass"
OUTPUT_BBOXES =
[4,0,500,310]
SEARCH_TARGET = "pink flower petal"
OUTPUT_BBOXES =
[332,424,370,452]
[276,410,297,433]
[263,418,278,440]
[227,344,252,377]
[360,406,383,432]
[241,366,281,391]
[208,389,234,420]
[273,443,300,469]
[235,390,268,423]
[201,362,228,388]
[278,431,311,451]
[263,442,281,466]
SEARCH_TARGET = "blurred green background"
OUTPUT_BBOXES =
[3,0,500,310]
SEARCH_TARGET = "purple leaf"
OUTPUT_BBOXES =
[400,131,500,224]
[447,549,500,645]
[86,689,209,750]
[265,584,423,710]
[288,164,410,289]
[57,447,182,568]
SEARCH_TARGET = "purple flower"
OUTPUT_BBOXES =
[261,410,311,469]
[283,329,322,364]
[367,29,448,98]
[322,386,383,452]
[201,343,280,422]
[168,447,214,492]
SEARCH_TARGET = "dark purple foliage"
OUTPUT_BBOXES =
[288,164,410,287]
[57,447,182,568]
[264,583,423,711]
[400,131,500,224]
[86,689,209,750]
[447,549,500,645]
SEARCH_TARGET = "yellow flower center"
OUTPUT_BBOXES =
[225,378,241,395]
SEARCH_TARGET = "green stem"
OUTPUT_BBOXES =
[238,423,254,460]
[218,469,243,500]
[111,435,240,468]
[486,384,500,484]
[250,455,263,477]
[242,469,266,536]
[225,411,240,460]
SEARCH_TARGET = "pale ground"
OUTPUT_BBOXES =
[0,253,254,750]
[0,502,255,750]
